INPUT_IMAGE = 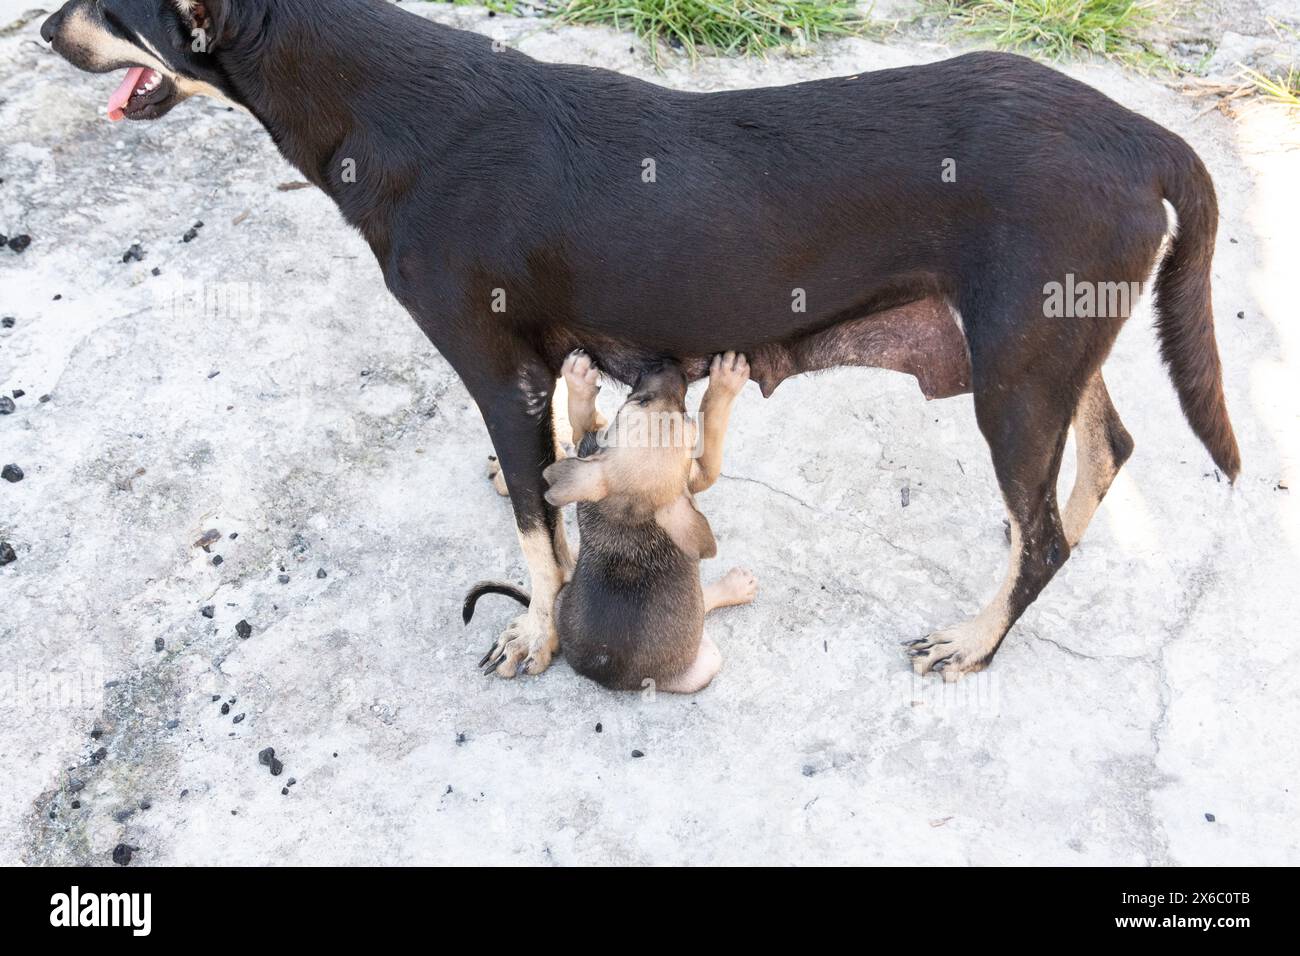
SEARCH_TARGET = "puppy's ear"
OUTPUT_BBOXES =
[655,495,717,560]
[543,457,609,506]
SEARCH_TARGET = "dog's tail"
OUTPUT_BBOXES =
[462,581,531,624]
[1153,139,1241,481]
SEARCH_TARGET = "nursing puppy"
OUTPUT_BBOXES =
[467,351,756,692]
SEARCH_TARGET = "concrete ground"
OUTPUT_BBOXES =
[2,3,1298,866]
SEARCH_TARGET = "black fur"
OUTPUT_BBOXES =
[41,0,1240,675]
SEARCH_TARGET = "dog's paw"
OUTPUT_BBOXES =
[486,455,510,497]
[708,351,750,398]
[903,622,998,682]
[478,609,559,678]
[562,350,601,401]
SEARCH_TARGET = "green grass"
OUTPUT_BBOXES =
[1239,64,1300,107]
[554,0,869,61]
[942,0,1165,68]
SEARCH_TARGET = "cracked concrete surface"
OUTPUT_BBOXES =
[2,4,1298,866]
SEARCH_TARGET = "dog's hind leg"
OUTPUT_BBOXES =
[1062,371,1134,548]
[908,293,1085,681]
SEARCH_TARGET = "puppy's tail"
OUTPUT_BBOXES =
[462,581,531,624]
[1154,140,1241,481]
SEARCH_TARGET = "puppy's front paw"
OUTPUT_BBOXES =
[708,351,750,398]
[562,350,601,401]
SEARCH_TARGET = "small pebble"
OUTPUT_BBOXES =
[67,778,85,793]
[139,799,152,810]
[236,619,252,639]
[286,777,296,787]
[154,637,165,652]
[232,712,245,724]
[10,389,22,399]
[7,234,31,253]
[201,605,215,618]
[455,732,467,745]
[39,394,50,403]
[211,554,224,566]
[281,787,289,795]
[150,267,161,276]
[901,484,910,507]
[595,723,602,733]
[0,396,14,415]
[316,568,327,579]
[113,808,134,823]
[1205,812,1216,822]
[0,542,15,566]
[165,719,179,729]
[269,757,283,775]
[0,316,13,328]
[211,694,220,702]
[258,747,276,766]
[112,844,134,866]
[229,532,238,539]
[71,800,81,809]
[181,227,199,243]
[631,750,645,759]
[1,464,22,482]
[220,702,230,715]
[122,243,145,263]
[278,574,289,584]
[1236,311,1244,319]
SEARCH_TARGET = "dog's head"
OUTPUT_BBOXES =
[41,0,239,121]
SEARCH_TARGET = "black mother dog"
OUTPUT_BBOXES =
[39,0,1239,681]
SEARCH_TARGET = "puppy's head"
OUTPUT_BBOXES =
[622,361,690,418]
[545,359,714,558]
[41,0,240,121]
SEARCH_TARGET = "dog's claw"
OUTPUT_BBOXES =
[483,653,506,675]
[478,645,498,668]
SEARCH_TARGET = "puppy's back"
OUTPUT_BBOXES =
[559,505,704,691]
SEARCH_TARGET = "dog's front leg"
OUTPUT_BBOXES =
[468,358,568,678]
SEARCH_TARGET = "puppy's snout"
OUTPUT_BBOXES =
[40,9,64,44]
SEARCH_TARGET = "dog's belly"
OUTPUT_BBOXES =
[547,296,970,400]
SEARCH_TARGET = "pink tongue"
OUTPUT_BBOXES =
[107,67,147,121]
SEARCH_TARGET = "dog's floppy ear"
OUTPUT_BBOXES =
[543,457,609,507]
[655,495,717,560]
[172,1,234,51]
